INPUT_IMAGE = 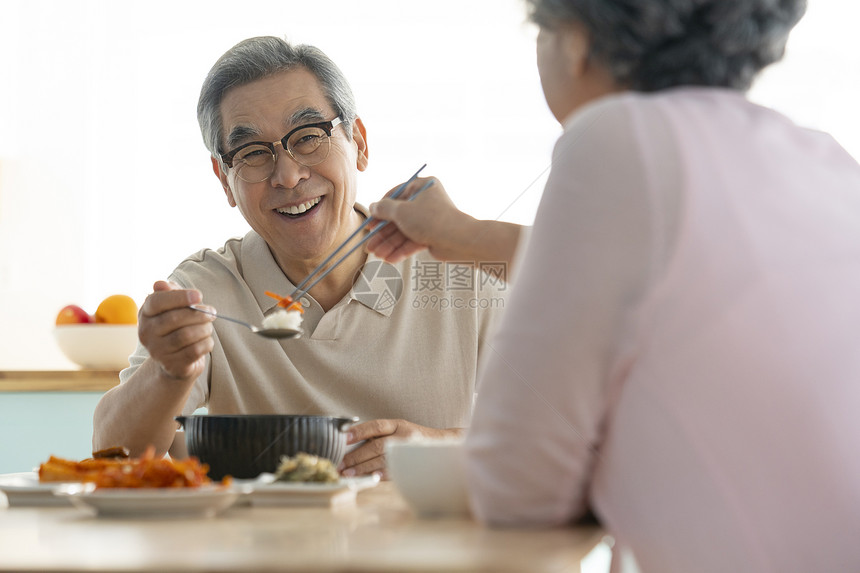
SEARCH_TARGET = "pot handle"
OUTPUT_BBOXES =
[338,417,360,430]
[174,416,187,429]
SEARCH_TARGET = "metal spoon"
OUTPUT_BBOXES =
[189,304,302,339]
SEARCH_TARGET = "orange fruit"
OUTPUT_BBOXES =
[95,295,138,324]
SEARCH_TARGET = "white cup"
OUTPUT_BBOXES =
[385,437,470,518]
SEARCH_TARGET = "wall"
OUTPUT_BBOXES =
[1,0,858,367]
[0,0,557,369]
[0,393,103,474]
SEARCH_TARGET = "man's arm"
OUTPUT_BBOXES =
[92,281,215,456]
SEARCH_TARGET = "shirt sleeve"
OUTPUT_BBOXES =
[464,96,678,526]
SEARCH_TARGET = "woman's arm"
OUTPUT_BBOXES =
[464,98,674,525]
[365,177,524,280]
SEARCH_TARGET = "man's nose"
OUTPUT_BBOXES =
[269,143,309,188]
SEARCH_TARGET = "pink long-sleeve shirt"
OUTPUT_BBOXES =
[465,88,860,573]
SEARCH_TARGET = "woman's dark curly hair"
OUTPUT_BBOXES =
[525,0,806,92]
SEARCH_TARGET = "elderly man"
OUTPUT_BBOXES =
[92,36,506,477]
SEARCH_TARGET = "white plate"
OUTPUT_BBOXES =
[0,472,75,507]
[54,483,248,518]
[237,473,380,507]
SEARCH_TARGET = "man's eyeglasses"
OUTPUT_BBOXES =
[220,117,343,183]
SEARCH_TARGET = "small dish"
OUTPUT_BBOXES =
[236,473,380,507]
[53,483,248,518]
[385,438,471,518]
[0,472,74,507]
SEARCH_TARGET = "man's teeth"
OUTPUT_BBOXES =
[278,197,321,216]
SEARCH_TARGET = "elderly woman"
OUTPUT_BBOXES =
[368,0,860,570]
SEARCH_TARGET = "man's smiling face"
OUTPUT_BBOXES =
[215,67,368,270]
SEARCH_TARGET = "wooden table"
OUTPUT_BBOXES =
[0,370,120,392]
[0,482,604,572]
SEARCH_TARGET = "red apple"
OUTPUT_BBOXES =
[56,305,93,325]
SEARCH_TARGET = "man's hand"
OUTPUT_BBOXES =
[338,419,463,478]
[138,281,215,381]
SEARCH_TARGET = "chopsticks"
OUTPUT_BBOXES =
[287,165,431,301]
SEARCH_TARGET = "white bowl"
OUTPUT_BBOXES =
[385,437,470,518]
[53,324,139,370]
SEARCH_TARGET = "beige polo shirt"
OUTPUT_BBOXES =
[121,220,508,433]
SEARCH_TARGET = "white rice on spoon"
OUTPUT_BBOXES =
[262,308,303,331]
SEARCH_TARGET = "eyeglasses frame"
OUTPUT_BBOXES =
[220,116,344,178]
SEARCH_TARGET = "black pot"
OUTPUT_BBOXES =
[175,414,358,480]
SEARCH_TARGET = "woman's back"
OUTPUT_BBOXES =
[466,87,860,572]
[593,88,860,572]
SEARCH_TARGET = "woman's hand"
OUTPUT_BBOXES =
[366,176,522,273]
[366,177,471,263]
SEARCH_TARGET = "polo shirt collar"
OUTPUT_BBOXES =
[240,230,296,315]
[240,204,402,318]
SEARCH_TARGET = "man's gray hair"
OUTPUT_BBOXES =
[525,0,806,91]
[197,36,357,157]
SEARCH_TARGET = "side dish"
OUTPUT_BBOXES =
[274,452,339,483]
[264,290,305,313]
[38,446,225,488]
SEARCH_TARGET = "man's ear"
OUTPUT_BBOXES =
[561,21,591,79]
[211,156,237,208]
[352,116,369,172]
